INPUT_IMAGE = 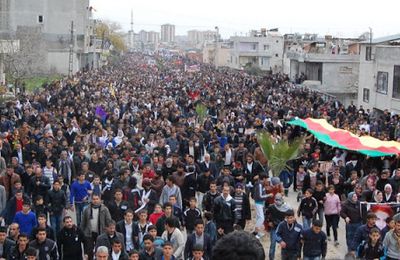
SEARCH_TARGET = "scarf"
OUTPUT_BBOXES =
[275,202,291,213]
[90,203,101,219]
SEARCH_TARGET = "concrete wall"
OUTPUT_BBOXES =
[358,45,400,113]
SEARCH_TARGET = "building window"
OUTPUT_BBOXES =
[263,45,269,50]
[376,71,388,95]
[252,43,257,50]
[365,46,372,61]
[393,66,400,99]
[363,88,370,103]
[38,15,43,23]
[275,54,279,57]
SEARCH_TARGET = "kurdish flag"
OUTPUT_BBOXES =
[287,118,400,157]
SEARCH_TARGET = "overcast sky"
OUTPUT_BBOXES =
[90,0,398,39]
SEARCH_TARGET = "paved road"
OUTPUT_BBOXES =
[249,190,348,260]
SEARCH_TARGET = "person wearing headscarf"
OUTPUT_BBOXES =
[383,183,396,202]
[265,193,292,260]
[373,190,384,203]
[340,191,362,253]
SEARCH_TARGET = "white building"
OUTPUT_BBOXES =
[357,34,400,113]
[0,0,95,75]
[228,29,284,72]
[187,30,218,48]
[203,41,231,67]
[161,24,175,43]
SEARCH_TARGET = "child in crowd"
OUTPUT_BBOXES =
[183,197,202,234]
[296,165,306,202]
[32,195,48,217]
[297,188,318,230]
[357,227,385,260]
[204,212,217,245]
[276,209,303,260]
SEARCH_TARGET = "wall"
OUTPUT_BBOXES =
[358,45,400,113]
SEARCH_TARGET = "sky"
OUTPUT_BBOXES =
[90,0,399,39]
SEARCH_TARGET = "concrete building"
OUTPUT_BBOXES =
[136,30,160,51]
[0,0,95,75]
[357,34,400,113]
[286,34,361,106]
[203,41,231,67]
[187,29,218,48]
[161,24,175,43]
[228,29,284,72]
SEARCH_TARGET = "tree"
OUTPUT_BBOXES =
[256,130,303,176]
[95,20,127,53]
[4,26,46,85]
[195,103,207,125]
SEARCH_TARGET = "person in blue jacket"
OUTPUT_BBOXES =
[275,209,302,260]
[301,219,327,260]
[13,201,36,237]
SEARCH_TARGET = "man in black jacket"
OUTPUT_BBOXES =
[116,209,138,252]
[184,220,212,260]
[29,167,51,201]
[46,179,67,233]
[57,216,85,260]
[213,185,236,234]
[0,226,15,259]
[29,227,59,260]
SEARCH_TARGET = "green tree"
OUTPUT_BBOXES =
[95,20,127,53]
[256,130,303,176]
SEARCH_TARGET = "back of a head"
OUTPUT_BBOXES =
[212,230,265,260]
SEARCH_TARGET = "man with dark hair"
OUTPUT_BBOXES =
[57,216,85,260]
[116,209,137,252]
[160,176,182,209]
[301,219,327,260]
[184,219,212,260]
[96,220,125,254]
[13,201,36,237]
[29,227,59,260]
[161,217,184,259]
[9,233,30,260]
[212,230,265,260]
[0,226,15,258]
[46,179,67,233]
[111,239,129,260]
[80,193,112,260]
[107,188,129,222]
[26,247,38,260]
[275,209,303,260]
[350,212,379,257]
[30,213,55,241]
[139,234,163,260]
[0,189,29,226]
[212,185,236,234]
[156,202,179,236]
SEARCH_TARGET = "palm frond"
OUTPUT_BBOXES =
[195,103,207,125]
[256,130,304,176]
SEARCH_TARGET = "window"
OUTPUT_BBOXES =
[365,46,372,61]
[263,44,269,50]
[363,88,370,103]
[393,66,400,99]
[376,71,388,95]
[275,54,279,57]
[252,43,257,50]
[38,15,43,23]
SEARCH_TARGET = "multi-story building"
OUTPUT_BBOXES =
[286,34,361,106]
[161,24,175,43]
[357,34,400,113]
[203,41,231,67]
[228,29,284,72]
[0,0,95,75]
[187,29,218,48]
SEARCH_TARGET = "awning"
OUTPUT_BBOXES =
[287,118,400,157]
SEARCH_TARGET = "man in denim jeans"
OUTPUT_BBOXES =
[70,172,92,225]
[47,179,67,233]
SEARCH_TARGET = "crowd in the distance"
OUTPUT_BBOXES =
[0,52,398,260]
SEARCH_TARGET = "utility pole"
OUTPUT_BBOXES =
[214,26,219,68]
[68,21,74,78]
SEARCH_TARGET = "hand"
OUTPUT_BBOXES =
[345,217,350,224]
[84,255,89,260]
[36,181,40,185]
[268,222,274,227]
[280,241,287,249]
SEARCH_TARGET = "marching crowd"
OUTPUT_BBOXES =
[0,52,398,260]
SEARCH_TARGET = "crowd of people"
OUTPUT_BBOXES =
[0,52,398,260]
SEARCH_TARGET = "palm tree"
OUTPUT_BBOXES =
[256,130,303,177]
[195,103,207,125]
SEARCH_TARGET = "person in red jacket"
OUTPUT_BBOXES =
[149,204,165,225]
[143,164,156,180]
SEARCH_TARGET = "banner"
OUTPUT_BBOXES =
[360,202,400,230]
